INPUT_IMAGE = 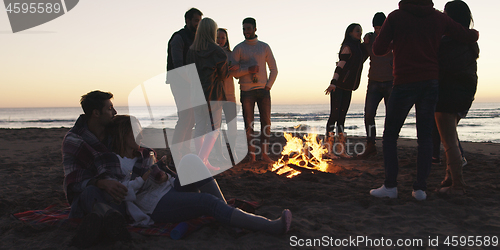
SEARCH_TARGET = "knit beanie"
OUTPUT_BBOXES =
[372,12,386,27]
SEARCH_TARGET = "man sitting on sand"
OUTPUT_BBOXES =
[62,90,130,247]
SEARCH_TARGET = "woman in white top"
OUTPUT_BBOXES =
[108,115,292,234]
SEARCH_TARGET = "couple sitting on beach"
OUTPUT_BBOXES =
[63,90,291,248]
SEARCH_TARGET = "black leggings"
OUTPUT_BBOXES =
[326,88,352,135]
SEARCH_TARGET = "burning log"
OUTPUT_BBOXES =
[271,132,336,178]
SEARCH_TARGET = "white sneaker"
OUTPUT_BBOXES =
[370,185,398,198]
[412,190,427,201]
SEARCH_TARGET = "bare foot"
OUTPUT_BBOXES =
[438,186,466,195]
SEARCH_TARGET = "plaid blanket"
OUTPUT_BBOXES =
[11,199,260,239]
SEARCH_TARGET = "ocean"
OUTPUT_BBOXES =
[0,103,499,143]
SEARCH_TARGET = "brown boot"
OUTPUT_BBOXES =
[358,141,377,159]
[336,132,352,159]
[324,132,339,159]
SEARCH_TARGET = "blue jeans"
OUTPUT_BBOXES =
[326,88,352,135]
[364,80,393,144]
[69,186,126,218]
[240,89,271,149]
[150,176,234,224]
[383,80,439,191]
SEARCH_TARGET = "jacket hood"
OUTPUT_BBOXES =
[191,42,222,58]
[399,0,435,17]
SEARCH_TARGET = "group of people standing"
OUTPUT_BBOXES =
[323,0,479,201]
[167,8,277,168]
[62,0,479,247]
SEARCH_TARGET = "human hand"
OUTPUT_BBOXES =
[325,85,336,95]
[160,155,167,165]
[248,65,259,73]
[97,179,128,202]
[363,33,370,44]
[158,171,169,183]
[265,86,271,91]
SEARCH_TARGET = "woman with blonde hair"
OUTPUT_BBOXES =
[187,17,228,170]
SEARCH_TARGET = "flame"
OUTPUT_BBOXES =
[271,132,334,178]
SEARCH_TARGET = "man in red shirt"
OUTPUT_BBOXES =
[369,0,478,201]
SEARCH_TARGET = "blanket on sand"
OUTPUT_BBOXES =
[11,198,260,238]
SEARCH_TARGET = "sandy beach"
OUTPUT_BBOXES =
[0,128,499,249]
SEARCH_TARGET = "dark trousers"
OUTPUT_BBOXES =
[383,80,439,191]
[240,89,271,148]
[150,175,233,224]
[364,80,393,144]
[326,88,352,135]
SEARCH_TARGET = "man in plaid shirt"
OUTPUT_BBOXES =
[62,90,130,246]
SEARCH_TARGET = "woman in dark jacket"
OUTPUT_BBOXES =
[324,23,368,158]
[186,17,228,170]
[435,0,479,194]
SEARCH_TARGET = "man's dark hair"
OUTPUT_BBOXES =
[80,90,113,116]
[185,8,202,20]
[242,17,256,28]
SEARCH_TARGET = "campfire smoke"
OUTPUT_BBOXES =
[272,132,334,178]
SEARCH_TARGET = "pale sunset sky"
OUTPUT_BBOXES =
[0,0,498,108]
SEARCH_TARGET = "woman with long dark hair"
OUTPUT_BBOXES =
[435,0,479,194]
[325,23,368,158]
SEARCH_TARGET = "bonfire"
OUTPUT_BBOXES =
[271,132,335,178]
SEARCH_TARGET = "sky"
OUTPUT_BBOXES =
[0,0,498,108]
